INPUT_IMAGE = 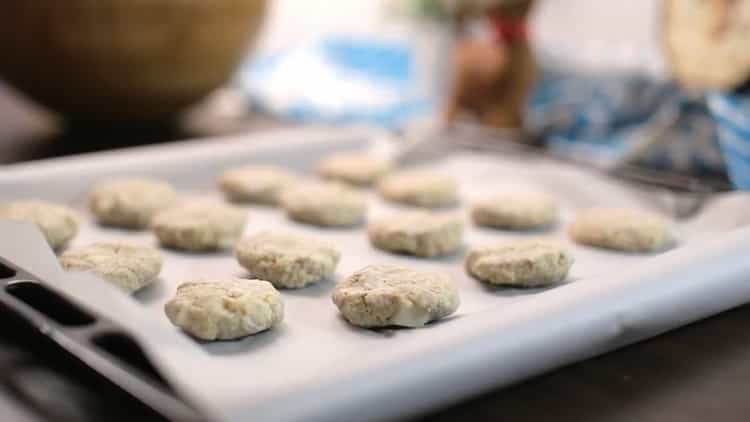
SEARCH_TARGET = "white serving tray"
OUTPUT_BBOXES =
[2,127,750,422]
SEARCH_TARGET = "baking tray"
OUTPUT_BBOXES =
[1,127,750,422]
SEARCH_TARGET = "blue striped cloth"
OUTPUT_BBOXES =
[708,92,750,189]
[526,70,727,178]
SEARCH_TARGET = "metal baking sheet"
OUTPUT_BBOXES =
[2,127,750,422]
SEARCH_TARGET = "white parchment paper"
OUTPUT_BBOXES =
[2,127,750,422]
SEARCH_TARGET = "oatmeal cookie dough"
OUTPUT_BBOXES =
[60,242,162,293]
[0,200,78,249]
[218,165,295,205]
[377,170,458,208]
[332,265,460,328]
[569,208,671,252]
[368,211,463,257]
[164,279,284,341]
[280,181,366,227]
[151,201,247,251]
[465,239,574,287]
[471,191,558,230]
[89,178,177,229]
[235,232,340,289]
[317,153,391,186]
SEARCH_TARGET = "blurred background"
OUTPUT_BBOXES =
[1,0,748,189]
[2,2,750,421]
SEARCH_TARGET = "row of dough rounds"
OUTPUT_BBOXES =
[0,152,673,341]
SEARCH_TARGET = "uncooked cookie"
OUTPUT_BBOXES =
[235,231,340,289]
[368,211,463,257]
[164,279,284,341]
[465,239,573,287]
[280,181,366,227]
[0,200,78,249]
[317,153,391,186]
[332,265,460,328]
[59,242,162,293]
[471,191,558,230]
[151,201,247,251]
[89,178,177,229]
[218,165,295,205]
[377,170,458,208]
[569,208,671,252]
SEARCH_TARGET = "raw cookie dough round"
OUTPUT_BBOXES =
[317,153,391,186]
[164,279,284,341]
[465,239,574,287]
[368,211,463,257]
[377,170,458,208]
[89,178,177,229]
[59,242,162,293]
[332,265,460,328]
[218,165,295,205]
[151,201,247,251]
[569,208,671,252]
[235,232,340,289]
[0,200,78,249]
[280,181,366,227]
[471,191,558,230]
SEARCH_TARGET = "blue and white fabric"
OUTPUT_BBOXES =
[708,92,750,189]
[527,70,727,177]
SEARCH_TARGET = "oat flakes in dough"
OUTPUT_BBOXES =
[332,265,460,328]
[280,181,366,227]
[218,165,295,205]
[60,242,162,293]
[569,208,671,252]
[471,191,558,230]
[465,239,573,287]
[317,153,391,186]
[164,279,284,341]
[0,200,78,249]
[377,170,458,208]
[368,211,463,257]
[151,201,247,251]
[235,231,340,288]
[89,178,177,229]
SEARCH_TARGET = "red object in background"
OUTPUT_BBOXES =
[489,16,529,44]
